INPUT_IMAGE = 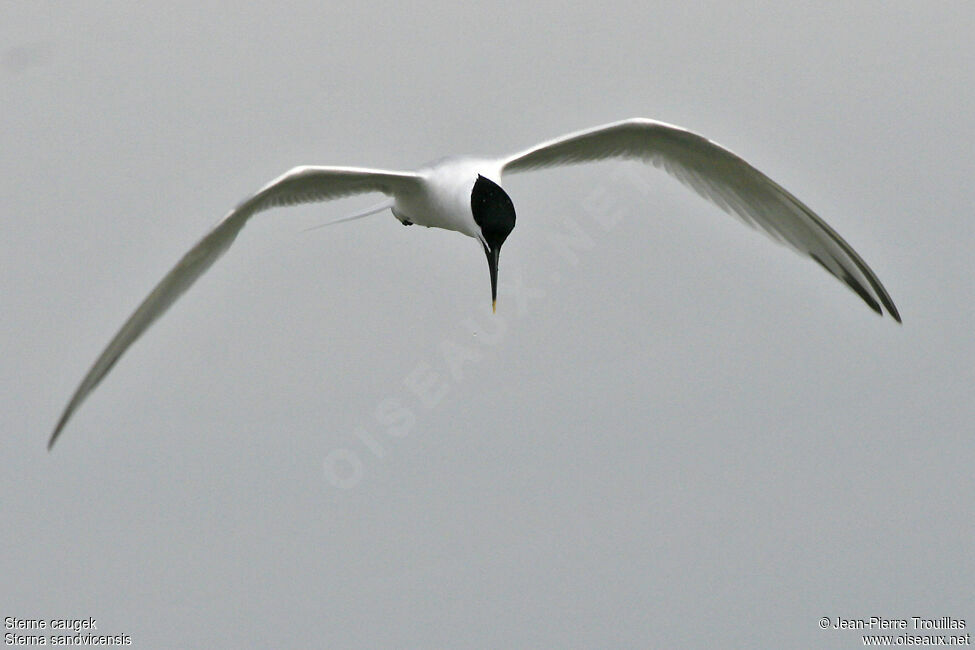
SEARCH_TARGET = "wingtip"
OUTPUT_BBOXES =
[875,290,901,324]
[48,413,69,452]
[814,252,901,325]
[874,286,901,324]
[870,296,901,324]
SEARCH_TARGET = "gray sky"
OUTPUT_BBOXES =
[3,2,973,648]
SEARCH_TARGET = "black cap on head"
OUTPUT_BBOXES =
[471,175,515,312]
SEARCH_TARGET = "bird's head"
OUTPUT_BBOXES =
[471,175,516,313]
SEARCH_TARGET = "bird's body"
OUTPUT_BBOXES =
[393,156,501,236]
[48,118,901,448]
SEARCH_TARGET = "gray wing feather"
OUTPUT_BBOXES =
[49,167,421,449]
[502,118,900,322]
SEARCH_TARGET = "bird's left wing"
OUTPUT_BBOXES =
[501,118,900,322]
[49,166,422,449]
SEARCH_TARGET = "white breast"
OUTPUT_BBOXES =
[393,156,503,239]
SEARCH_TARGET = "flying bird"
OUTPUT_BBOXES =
[48,118,900,449]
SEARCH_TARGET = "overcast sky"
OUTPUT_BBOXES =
[3,2,973,648]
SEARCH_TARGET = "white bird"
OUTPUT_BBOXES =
[48,118,900,449]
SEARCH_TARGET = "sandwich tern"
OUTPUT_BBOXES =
[48,118,900,448]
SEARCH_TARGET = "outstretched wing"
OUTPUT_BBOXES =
[49,166,421,449]
[502,118,900,322]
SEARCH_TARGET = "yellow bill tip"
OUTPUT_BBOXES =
[492,300,497,314]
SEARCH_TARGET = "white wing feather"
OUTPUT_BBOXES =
[49,166,421,448]
[502,118,899,322]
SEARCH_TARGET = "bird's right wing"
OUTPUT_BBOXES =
[501,118,900,322]
[49,166,422,449]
